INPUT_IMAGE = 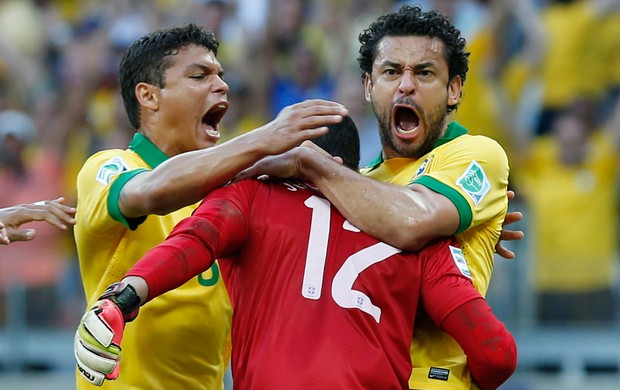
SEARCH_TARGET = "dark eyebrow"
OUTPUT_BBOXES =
[378,60,403,70]
[413,62,437,71]
[377,60,437,71]
[187,63,224,78]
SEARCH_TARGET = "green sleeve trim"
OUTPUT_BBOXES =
[108,169,149,230]
[414,176,472,234]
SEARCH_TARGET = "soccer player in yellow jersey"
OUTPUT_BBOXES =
[73,23,348,389]
[238,5,518,389]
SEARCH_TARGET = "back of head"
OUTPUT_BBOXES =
[357,5,469,113]
[311,115,360,171]
[119,23,219,130]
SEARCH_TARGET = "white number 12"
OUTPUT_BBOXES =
[300,195,401,323]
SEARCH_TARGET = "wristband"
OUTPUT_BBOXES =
[99,282,141,322]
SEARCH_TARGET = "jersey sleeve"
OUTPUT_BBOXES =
[126,180,257,301]
[76,150,148,234]
[441,299,517,390]
[413,136,509,234]
[419,239,483,325]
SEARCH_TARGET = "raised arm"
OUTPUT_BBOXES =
[119,99,348,218]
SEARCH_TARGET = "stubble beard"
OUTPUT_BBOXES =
[374,99,448,160]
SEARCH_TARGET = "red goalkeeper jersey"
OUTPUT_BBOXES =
[129,179,481,389]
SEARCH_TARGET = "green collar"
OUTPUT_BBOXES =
[366,121,468,168]
[128,133,169,168]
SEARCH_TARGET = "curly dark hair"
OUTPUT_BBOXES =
[357,5,469,113]
[119,23,219,130]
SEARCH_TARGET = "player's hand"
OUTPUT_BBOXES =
[0,197,76,243]
[495,190,524,260]
[254,99,348,156]
[0,220,9,245]
[234,141,342,182]
[74,283,140,386]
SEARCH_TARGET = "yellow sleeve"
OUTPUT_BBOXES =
[75,150,146,236]
[413,135,509,234]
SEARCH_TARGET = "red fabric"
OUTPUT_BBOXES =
[441,298,518,390]
[127,179,491,389]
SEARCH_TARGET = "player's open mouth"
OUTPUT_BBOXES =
[392,105,420,135]
[202,102,228,138]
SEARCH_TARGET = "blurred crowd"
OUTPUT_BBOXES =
[0,0,619,331]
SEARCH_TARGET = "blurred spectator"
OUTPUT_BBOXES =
[218,71,266,142]
[262,0,332,116]
[269,41,335,115]
[534,0,620,135]
[451,0,544,156]
[0,110,69,326]
[193,0,249,71]
[509,98,620,325]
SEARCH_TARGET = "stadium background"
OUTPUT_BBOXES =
[0,0,619,389]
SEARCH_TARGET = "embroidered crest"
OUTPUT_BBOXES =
[413,155,433,180]
[456,160,490,206]
[96,156,129,185]
[449,245,472,279]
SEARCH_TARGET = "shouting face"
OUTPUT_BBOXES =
[364,35,461,160]
[139,44,229,156]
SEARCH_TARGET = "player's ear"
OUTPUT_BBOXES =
[136,82,160,111]
[447,75,462,107]
[363,73,372,103]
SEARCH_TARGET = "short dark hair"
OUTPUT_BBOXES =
[357,5,469,113]
[119,23,219,130]
[311,116,360,171]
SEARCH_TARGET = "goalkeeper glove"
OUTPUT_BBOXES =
[74,282,140,386]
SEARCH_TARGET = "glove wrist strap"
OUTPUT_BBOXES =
[99,282,141,321]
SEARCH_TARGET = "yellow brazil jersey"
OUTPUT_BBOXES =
[362,122,509,389]
[515,131,619,293]
[540,0,601,108]
[74,133,232,390]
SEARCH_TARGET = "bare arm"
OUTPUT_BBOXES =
[303,157,459,251]
[119,99,348,218]
[240,146,459,251]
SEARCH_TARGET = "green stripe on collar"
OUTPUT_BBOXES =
[433,121,468,148]
[128,133,169,168]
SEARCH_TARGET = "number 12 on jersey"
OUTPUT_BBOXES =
[301,195,402,323]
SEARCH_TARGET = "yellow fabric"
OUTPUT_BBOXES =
[515,131,619,292]
[540,0,602,108]
[363,131,509,389]
[74,149,232,390]
[591,12,620,87]
[454,28,509,150]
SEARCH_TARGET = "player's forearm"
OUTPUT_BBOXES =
[299,150,448,250]
[442,298,517,390]
[121,134,271,217]
[124,235,217,302]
